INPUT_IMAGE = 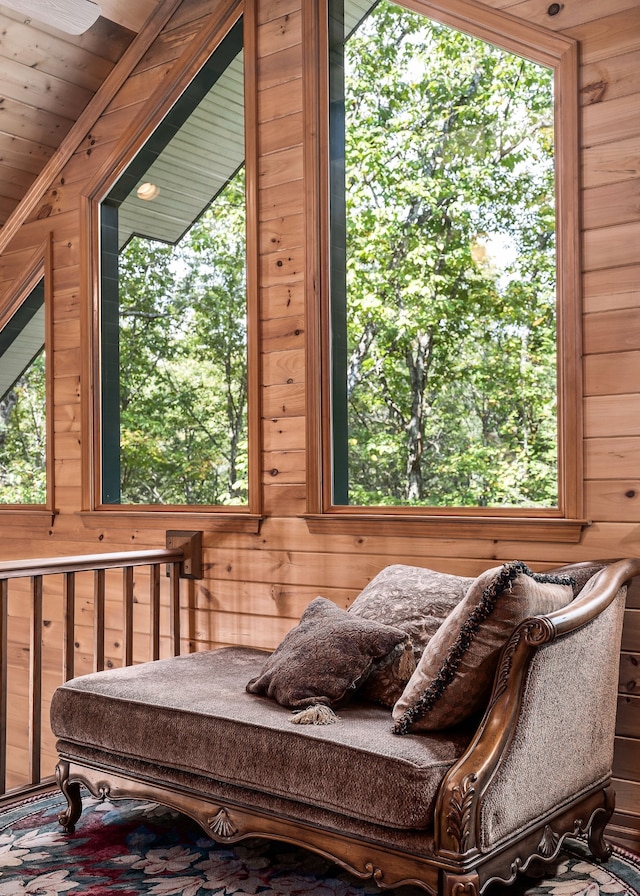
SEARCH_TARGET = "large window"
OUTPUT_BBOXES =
[99,19,249,508]
[312,0,583,537]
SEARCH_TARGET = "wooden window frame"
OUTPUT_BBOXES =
[80,0,262,534]
[0,236,55,524]
[304,0,587,542]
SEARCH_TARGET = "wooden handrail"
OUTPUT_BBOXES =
[0,548,184,580]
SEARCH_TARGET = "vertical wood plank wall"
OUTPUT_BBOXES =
[0,0,638,847]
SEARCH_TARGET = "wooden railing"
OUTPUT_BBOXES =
[0,532,202,798]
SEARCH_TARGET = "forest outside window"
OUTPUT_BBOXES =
[99,19,250,509]
[317,0,583,537]
[0,265,50,509]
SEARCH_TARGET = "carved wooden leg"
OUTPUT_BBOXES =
[56,760,83,833]
[587,785,615,862]
[440,870,480,896]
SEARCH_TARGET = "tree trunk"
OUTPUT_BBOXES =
[404,333,432,501]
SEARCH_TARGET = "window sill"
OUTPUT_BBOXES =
[78,510,263,534]
[0,509,57,527]
[303,513,589,543]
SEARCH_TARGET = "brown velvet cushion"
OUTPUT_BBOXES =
[392,561,575,733]
[246,596,408,709]
[348,564,473,707]
[51,647,472,830]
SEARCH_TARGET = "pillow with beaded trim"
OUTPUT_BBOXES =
[392,561,575,733]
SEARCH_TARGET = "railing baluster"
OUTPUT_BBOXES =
[169,563,181,656]
[29,575,43,786]
[94,569,105,673]
[63,572,75,682]
[187,579,196,653]
[150,563,161,661]
[123,567,134,667]
[0,579,8,795]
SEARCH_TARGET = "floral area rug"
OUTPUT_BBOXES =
[0,790,639,895]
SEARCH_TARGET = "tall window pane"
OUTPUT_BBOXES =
[330,1,557,509]
[100,21,247,506]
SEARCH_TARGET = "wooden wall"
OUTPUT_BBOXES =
[0,0,638,848]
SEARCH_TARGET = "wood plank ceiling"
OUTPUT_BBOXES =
[0,0,161,231]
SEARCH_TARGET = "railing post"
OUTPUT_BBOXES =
[123,567,134,667]
[150,563,161,661]
[63,572,75,682]
[94,569,105,673]
[169,564,181,656]
[166,531,203,579]
[29,576,43,786]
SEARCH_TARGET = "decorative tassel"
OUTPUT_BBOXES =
[398,640,416,681]
[290,704,338,725]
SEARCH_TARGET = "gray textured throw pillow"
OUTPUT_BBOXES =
[246,596,409,710]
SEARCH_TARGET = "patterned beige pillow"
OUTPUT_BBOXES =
[246,597,409,710]
[392,561,575,733]
[348,565,474,706]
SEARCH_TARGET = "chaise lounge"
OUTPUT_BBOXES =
[50,557,637,896]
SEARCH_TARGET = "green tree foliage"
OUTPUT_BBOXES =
[0,352,47,504]
[117,172,247,505]
[340,1,557,507]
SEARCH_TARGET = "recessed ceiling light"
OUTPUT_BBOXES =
[136,183,160,201]
[1,0,101,34]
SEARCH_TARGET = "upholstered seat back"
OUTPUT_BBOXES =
[479,587,627,850]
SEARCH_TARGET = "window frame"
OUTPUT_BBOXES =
[304,0,586,542]
[81,0,262,533]
[0,235,55,523]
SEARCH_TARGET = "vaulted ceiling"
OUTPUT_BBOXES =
[0,0,162,232]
